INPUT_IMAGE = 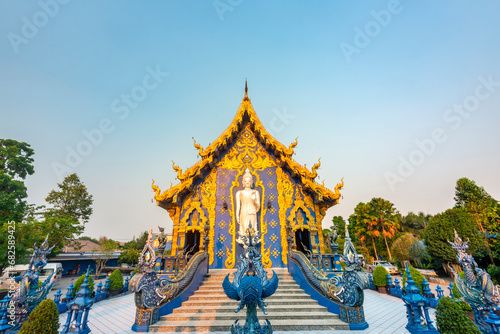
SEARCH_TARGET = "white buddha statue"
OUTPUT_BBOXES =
[236,168,260,236]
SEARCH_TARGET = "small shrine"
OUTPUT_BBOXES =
[152,81,344,270]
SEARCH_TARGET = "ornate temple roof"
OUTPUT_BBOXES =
[152,82,343,211]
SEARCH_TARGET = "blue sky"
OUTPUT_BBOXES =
[1,1,500,241]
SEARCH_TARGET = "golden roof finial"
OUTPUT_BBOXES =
[243,78,250,101]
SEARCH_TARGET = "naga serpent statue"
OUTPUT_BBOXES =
[223,228,279,334]
[448,230,500,333]
[289,221,368,308]
[130,227,208,311]
[10,235,56,328]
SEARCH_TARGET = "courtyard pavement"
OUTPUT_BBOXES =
[58,287,436,334]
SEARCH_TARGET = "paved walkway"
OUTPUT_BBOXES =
[59,289,436,334]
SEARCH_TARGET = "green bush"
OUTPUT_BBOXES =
[109,269,124,291]
[19,299,59,334]
[402,266,425,293]
[487,265,500,285]
[72,273,95,298]
[373,265,389,287]
[436,297,480,334]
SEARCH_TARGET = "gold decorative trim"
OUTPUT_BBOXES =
[276,167,294,265]
[167,207,180,256]
[179,192,207,234]
[315,204,326,254]
[289,189,315,232]
[253,168,272,268]
[225,168,244,268]
[201,169,217,265]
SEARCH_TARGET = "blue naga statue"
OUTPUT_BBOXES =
[10,235,56,328]
[449,230,500,333]
[223,228,279,334]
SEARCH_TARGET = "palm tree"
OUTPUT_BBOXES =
[368,198,400,262]
[352,203,380,260]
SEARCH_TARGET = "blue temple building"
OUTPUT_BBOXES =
[152,83,344,270]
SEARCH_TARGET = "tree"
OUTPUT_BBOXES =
[424,207,488,269]
[43,173,94,249]
[45,173,93,225]
[400,211,431,237]
[123,230,149,251]
[93,238,120,275]
[0,139,34,223]
[390,232,416,263]
[368,198,400,262]
[349,202,381,261]
[323,216,345,254]
[454,177,499,264]
[455,177,498,209]
[79,235,99,244]
[0,139,35,272]
[349,199,400,262]
[118,249,140,265]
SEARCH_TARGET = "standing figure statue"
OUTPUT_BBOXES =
[328,223,339,254]
[157,226,167,256]
[236,168,260,237]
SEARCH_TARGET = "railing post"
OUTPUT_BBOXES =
[386,274,394,295]
[422,278,434,298]
[447,282,454,298]
[435,285,444,299]
[124,276,130,293]
[104,277,110,296]
[392,278,402,298]
[65,282,74,302]
[53,288,62,304]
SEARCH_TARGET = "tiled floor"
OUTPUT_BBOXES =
[59,289,436,334]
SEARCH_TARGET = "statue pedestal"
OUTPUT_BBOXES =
[332,254,342,271]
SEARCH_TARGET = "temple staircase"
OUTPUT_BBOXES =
[150,268,349,332]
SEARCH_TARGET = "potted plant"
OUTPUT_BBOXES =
[373,265,389,293]
[108,269,124,297]
[19,299,59,334]
[72,273,95,299]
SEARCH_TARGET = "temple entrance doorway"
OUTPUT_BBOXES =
[295,229,311,255]
[185,230,200,255]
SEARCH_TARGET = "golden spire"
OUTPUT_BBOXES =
[243,78,250,101]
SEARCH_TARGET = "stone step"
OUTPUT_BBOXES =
[201,278,297,286]
[172,304,329,314]
[150,318,349,332]
[200,279,297,285]
[187,293,312,301]
[193,288,306,295]
[181,298,321,307]
[151,268,350,332]
[205,275,293,280]
[197,285,300,292]
[164,311,332,321]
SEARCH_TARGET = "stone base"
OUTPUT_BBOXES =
[339,304,368,330]
[133,308,159,330]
